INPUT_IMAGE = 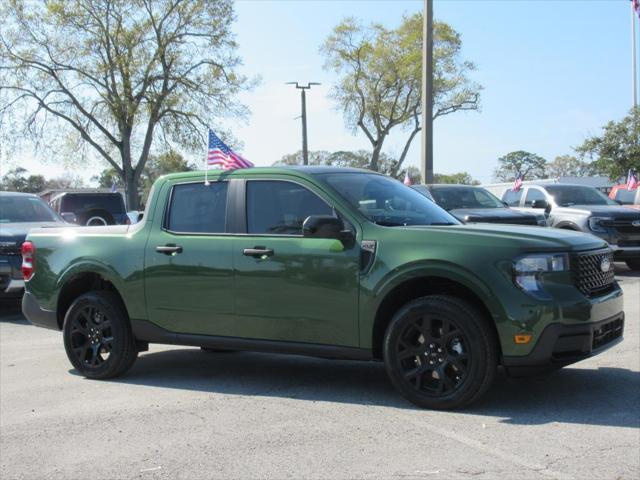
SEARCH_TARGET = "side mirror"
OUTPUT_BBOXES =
[531,199,548,209]
[60,212,78,224]
[303,215,354,247]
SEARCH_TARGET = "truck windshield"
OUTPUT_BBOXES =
[545,185,617,207]
[317,173,460,227]
[430,187,504,210]
[0,196,59,223]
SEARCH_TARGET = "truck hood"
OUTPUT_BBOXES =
[397,223,607,252]
[553,204,640,218]
[449,207,538,223]
[0,222,65,245]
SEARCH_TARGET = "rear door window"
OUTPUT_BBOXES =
[502,189,523,207]
[524,188,547,206]
[167,182,228,233]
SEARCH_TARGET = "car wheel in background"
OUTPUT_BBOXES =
[63,291,138,379]
[383,295,497,409]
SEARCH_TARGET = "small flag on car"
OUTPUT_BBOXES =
[512,171,524,192]
[205,129,253,184]
[626,168,638,190]
[403,171,413,186]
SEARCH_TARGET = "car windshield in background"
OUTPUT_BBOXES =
[0,196,58,223]
[317,173,460,227]
[545,185,616,207]
[615,189,638,205]
[430,187,504,210]
[63,194,125,213]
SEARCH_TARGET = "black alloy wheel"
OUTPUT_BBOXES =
[67,305,114,368]
[384,295,497,409]
[63,291,138,379]
[395,315,471,396]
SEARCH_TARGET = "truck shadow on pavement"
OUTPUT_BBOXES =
[107,348,639,428]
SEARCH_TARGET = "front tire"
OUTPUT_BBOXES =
[383,295,497,409]
[63,291,138,379]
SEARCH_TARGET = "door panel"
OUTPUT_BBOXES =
[144,181,235,335]
[232,179,360,347]
[233,236,360,346]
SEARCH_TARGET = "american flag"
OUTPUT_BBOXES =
[403,171,413,186]
[626,168,638,190]
[207,130,253,170]
[512,171,524,192]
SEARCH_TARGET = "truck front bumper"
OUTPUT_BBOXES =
[22,291,59,330]
[502,312,624,376]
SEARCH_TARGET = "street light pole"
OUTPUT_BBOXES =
[286,82,320,165]
[420,0,434,184]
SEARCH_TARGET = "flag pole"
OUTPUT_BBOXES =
[633,0,638,108]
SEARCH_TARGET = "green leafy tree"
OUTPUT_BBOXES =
[275,150,400,177]
[321,14,481,175]
[94,149,193,204]
[575,108,640,182]
[0,167,46,193]
[433,171,479,185]
[546,155,598,178]
[494,151,547,182]
[0,0,249,209]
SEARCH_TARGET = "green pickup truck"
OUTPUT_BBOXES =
[22,167,625,409]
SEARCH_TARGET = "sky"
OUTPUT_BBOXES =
[5,0,637,185]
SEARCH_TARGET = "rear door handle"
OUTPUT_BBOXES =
[243,247,274,257]
[156,244,183,255]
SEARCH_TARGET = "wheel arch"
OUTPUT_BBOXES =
[555,221,582,231]
[56,270,128,329]
[370,275,502,361]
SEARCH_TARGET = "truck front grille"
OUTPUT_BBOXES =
[600,218,640,234]
[0,243,21,256]
[571,249,616,297]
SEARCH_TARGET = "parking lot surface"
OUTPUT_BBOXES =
[1,266,639,480]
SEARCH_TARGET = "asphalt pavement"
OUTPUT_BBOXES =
[1,266,638,480]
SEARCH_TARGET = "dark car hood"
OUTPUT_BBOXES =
[449,207,538,223]
[0,222,64,244]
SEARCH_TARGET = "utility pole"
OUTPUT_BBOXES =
[286,82,320,165]
[632,0,638,108]
[420,0,434,184]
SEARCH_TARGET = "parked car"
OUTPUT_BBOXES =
[413,184,546,226]
[49,192,129,226]
[609,185,640,210]
[499,183,640,270]
[0,191,65,300]
[22,167,624,409]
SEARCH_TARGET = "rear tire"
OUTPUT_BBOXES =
[63,291,137,379]
[383,295,497,409]
[625,259,640,271]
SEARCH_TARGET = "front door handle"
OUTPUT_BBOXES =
[156,244,183,255]
[243,247,274,258]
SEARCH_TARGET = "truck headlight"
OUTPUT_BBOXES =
[513,253,569,299]
[588,216,612,233]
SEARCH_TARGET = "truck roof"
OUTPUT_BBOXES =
[160,166,376,181]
